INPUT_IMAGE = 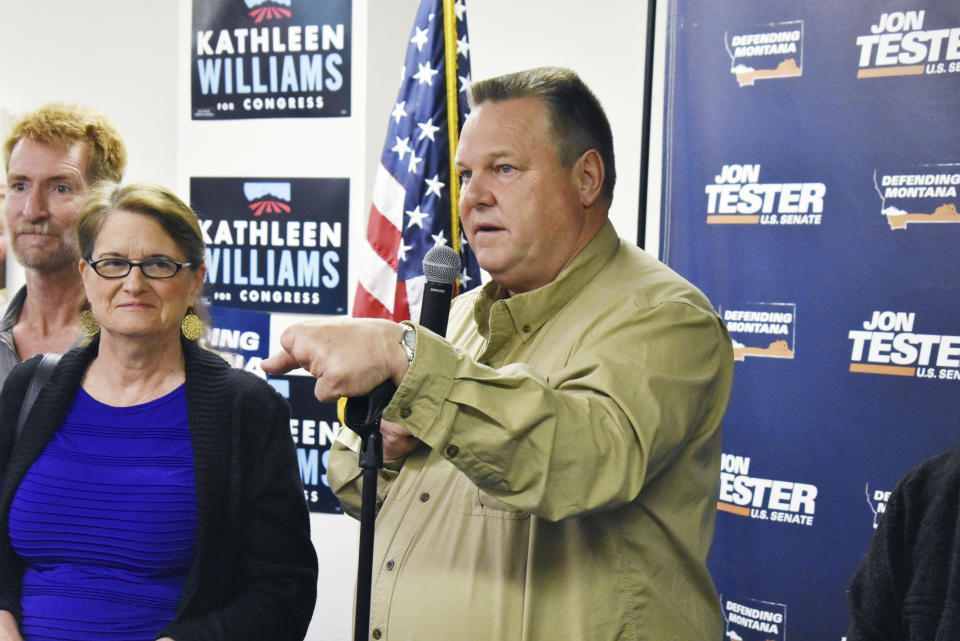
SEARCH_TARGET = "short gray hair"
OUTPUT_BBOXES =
[470,67,616,201]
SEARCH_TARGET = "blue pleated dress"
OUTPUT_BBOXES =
[8,384,197,641]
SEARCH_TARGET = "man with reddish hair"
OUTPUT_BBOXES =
[0,103,127,388]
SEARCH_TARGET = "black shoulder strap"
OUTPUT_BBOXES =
[15,353,61,442]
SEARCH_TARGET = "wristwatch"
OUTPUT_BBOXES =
[399,325,417,365]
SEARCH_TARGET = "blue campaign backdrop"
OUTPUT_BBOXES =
[661,1,960,639]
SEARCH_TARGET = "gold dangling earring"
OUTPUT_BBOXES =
[181,308,203,341]
[78,309,100,337]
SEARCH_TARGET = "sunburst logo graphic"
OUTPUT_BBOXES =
[243,182,292,216]
[245,0,292,24]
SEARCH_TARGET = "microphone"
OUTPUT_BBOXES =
[343,245,461,436]
[418,244,461,336]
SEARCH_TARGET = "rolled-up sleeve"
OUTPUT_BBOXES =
[383,298,733,522]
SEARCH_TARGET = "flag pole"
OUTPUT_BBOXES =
[442,0,462,257]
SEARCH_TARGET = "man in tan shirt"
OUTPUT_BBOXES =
[264,67,733,640]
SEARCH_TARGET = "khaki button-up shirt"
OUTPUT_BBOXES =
[330,222,734,641]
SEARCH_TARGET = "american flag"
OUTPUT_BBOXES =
[353,0,481,321]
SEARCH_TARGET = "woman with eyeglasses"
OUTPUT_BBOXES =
[0,183,317,641]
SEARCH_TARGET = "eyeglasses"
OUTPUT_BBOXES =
[87,257,194,279]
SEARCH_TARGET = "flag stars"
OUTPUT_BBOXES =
[362,1,482,316]
[410,26,430,51]
[391,101,408,123]
[391,136,412,161]
[417,118,441,141]
[397,241,414,263]
[413,61,440,86]
[407,152,423,174]
[406,205,430,229]
[424,174,445,198]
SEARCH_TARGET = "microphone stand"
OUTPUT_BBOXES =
[343,379,397,641]
[343,243,461,640]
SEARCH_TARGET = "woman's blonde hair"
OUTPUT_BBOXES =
[77,182,205,268]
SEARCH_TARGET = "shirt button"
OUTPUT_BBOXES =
[444,444,459,458]
[372,628,382,639]
[419,492,430,503]
[400,406,412,418]
[522,324,531,332]
[385,559,395,571]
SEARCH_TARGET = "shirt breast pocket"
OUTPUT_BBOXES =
[450,467,530,519]
[475,488,531,520]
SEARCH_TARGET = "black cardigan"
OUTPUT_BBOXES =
[0,338,318,640]
[847,444,960,641]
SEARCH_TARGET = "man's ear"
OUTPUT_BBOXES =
[574,149,605,208]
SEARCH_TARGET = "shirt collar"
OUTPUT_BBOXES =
[0,286,26,356]
[473,221,620,340]
[0,286,26,333]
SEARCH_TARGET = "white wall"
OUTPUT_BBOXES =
[469,1,647,244]
[362,1,652,251]
[0,0,180,293]
[1,1,664,638]
[0,1,179,186]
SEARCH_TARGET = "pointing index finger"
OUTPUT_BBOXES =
[260,349,300,374]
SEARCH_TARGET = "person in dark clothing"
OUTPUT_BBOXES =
[0,183,317,641]
[847,444,960,641]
